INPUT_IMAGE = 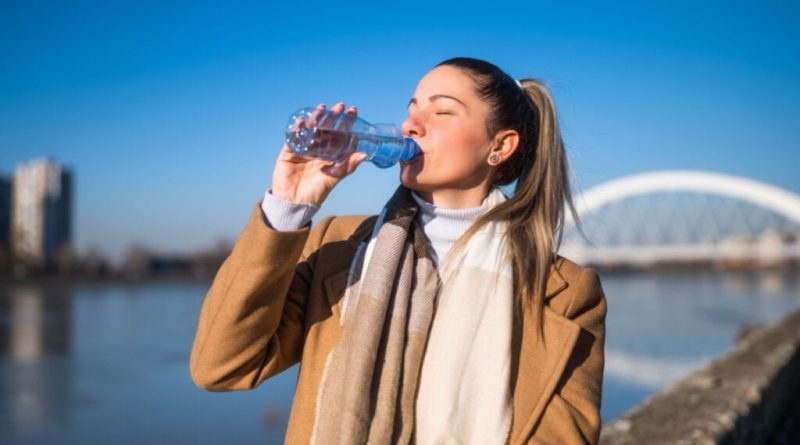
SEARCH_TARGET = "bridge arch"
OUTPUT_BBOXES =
[570,170,800,225]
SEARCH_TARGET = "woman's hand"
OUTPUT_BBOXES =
[271,102,368,206]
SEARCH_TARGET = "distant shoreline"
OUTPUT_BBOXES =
[0,266,797,289]
[0,274,214,288]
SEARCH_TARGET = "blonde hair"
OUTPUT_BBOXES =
[437,58,578,338]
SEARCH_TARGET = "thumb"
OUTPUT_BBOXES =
[345,152,369,174]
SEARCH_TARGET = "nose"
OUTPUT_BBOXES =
[402,112,424,138]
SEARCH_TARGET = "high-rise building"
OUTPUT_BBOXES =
[12,159,73,267]
[0,175,11,255]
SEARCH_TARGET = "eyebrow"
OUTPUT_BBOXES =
[407,94,467,108]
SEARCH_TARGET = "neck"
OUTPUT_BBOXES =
[410,191,489,266]
[414,184,491,209]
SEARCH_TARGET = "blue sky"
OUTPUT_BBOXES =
[1,1,798,261]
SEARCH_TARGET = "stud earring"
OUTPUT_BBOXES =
[488,154,501,165]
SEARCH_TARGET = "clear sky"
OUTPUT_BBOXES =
[1,0,798,261]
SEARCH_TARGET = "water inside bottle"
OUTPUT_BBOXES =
[286,127,357,163]
[286,127,418,168]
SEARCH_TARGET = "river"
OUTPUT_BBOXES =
[1,271,798,444]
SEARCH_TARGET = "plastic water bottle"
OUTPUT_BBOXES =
[285,106,420,168]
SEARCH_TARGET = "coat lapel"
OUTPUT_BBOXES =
[321,216,377,321]
[509,266,580,444]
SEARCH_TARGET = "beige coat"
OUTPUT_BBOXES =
[190,204,607,444]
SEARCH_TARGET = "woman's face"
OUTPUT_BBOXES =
[400,65,495,194]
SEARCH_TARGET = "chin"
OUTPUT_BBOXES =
[399,167,427,192]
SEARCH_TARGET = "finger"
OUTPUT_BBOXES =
[319,102,344,129]
[320,150,360,178]
[291,116,305,132]
[320,160,347,178]
[330,152,367,178]
[344,151,368,175]
[307,103,326,129]
[339,106,357,132]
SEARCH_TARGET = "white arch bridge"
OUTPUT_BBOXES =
[559,170,800,267]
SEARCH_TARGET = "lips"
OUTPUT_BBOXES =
[401,152,423,166]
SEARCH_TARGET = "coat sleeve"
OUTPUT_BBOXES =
[189,203,335,391]
[531,268,607,444]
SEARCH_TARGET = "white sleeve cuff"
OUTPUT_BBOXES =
[260,189,320,231]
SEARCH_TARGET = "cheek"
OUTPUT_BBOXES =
[418,121,491,178]
[446,127,490,162]
[432,123,485,153]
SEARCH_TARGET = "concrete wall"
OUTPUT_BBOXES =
[600,309,800,445]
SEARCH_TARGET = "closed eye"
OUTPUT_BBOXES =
[435,111,454,115]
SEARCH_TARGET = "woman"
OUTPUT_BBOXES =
[190,57,607,444]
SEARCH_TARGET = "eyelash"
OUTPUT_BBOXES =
[406,108,454,116]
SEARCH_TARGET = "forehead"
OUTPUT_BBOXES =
[413,65,479,100]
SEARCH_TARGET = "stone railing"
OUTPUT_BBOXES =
[600,309,800,444]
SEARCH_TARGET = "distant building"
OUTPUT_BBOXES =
[12,159,73,267]
[0,175,11,258]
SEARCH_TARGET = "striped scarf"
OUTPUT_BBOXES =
[311,185,513,444]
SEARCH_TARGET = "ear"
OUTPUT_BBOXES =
[488,129,520,164]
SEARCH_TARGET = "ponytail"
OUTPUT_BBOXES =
[437,59,578,339]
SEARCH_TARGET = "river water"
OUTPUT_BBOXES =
[1,271,798,444]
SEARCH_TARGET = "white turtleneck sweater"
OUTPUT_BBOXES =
[260,189,489,267]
